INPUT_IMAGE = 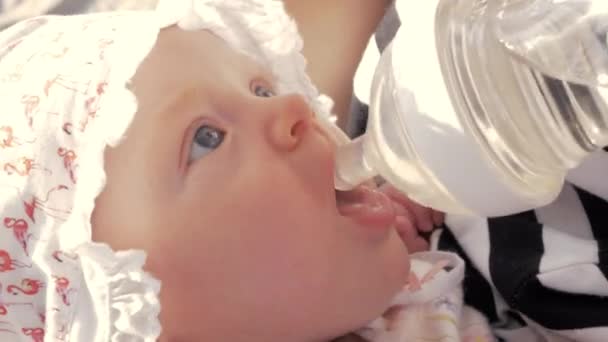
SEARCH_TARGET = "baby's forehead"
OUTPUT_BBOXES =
[131,27,275,115]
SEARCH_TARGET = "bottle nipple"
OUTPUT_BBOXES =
[334,135,378,191]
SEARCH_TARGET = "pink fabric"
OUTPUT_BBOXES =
[358,252,495,342]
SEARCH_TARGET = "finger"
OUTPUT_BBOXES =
[401,200,434,232]
[380,184,410,205]
[394,216,428,252]
[394,214,415,239]
[400,232,429,253]
[409,236,430,253]
[382,185,435,232]
[432,210,445,226]
[391,200,411,217]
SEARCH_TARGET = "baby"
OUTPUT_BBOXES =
[0,1,492,341]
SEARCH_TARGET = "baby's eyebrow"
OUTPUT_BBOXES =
[254,64,277,85]
[156,64,275,121]
[158,86,206,120]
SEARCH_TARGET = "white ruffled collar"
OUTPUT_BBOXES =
[357,251,465,341]
[75,243,161,342]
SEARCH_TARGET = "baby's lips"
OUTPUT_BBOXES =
[336,187,396,230]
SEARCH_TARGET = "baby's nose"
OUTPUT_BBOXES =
[265,93,314,152]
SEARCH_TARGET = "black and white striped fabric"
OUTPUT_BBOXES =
[434,149,608,342]
[353,4,608,341]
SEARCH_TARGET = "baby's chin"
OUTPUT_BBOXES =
[368,227,410,311]
[379,226,411,292]
[340,218,410,315]
[334,239,409,341]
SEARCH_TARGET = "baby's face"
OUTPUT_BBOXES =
[92,27,409,341]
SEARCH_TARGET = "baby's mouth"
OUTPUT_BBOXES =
[320,118,395,229]
[335,186,396,230]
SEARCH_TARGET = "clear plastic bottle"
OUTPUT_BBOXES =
[334,0,608,216]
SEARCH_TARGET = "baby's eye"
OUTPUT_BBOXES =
[252,83,275,98]
[189,125,225,163]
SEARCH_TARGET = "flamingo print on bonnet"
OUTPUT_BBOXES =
[0,1,337,341]
[0,11,163,342]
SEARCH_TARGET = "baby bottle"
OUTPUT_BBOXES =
[334,0,608,216]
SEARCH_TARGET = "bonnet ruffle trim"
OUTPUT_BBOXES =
[77,242,162,342]
[155,0,336,122]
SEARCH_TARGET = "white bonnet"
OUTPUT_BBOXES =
[0,1,335,341]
